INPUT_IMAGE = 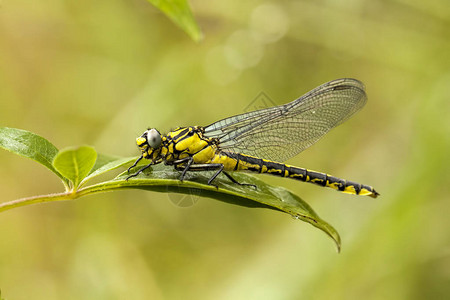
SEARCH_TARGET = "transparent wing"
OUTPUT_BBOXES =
[204,78,367,162]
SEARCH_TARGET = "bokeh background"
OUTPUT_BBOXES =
[1,0,449,299]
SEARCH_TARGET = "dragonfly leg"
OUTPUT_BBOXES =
[223,171,257,189]
[172,163,224,188]
[207,164,224,186]
[127,155,143,173]
[171,157,194,182]
[126,162,153,180]
[172,163,256,189]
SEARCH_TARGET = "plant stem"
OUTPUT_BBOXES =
[0,180,134,213]
[0,191,77,213]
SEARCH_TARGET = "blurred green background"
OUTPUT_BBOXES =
[1,0,449,299]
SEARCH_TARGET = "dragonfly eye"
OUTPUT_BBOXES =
[146,128,162,149]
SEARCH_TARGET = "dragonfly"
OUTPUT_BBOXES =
[127,78,379,198]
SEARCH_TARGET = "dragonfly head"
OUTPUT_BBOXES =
[136,128,162,160]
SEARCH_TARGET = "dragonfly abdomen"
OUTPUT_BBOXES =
[287,167,379,198]
[229,152,378,198]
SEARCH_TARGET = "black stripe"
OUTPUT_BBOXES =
[362,184,373,193]
[233,155,240,171]
[306,170,327,186]
[347,181,361,195]
[328,176,346,191]
[238,154,261,166]
[263,160,281,170]
[238,154,263,172]
[263,160,285,175]
[173,128,190,140]
[287,166,307,181]
[168,141,180,154]
[224,151,238,159]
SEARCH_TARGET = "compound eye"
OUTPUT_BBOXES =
[146,128,162,149]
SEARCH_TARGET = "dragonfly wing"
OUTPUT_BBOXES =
[204,78,367,162]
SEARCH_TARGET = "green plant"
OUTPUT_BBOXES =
[146,0,202,42]
[0,127,341,251]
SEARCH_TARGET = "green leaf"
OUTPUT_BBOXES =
[89,153,123,175]
[104,164,341,250]
[52,146,97,190]
[146,0,203,42]
[0,127,341,250]
[0,151,340,250]
[81,155,137,186]
[0,127,67,182]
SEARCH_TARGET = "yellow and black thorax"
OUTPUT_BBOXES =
[136,126,219,164]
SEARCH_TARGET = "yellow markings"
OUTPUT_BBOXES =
[151,149,161,160]
[267,168,282,175]
[168,128,185,138]
[326,181,341,190]
[188,139,208,154]
[237,160,261,172]
[359,188,373,196]
[178,152,189,159]
[193,145,216,164]
[211,154,239,170]
[311,178,324,184]
[289,173,304,179]
[284,170,289,177]
[168,143,174,153]
[174,132,208,153]
[136,137,146,146]
[343,185,357,195]
[160,147,168,156]
[175,135,195,151]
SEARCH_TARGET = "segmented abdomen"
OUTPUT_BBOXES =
[228,152,379,198]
